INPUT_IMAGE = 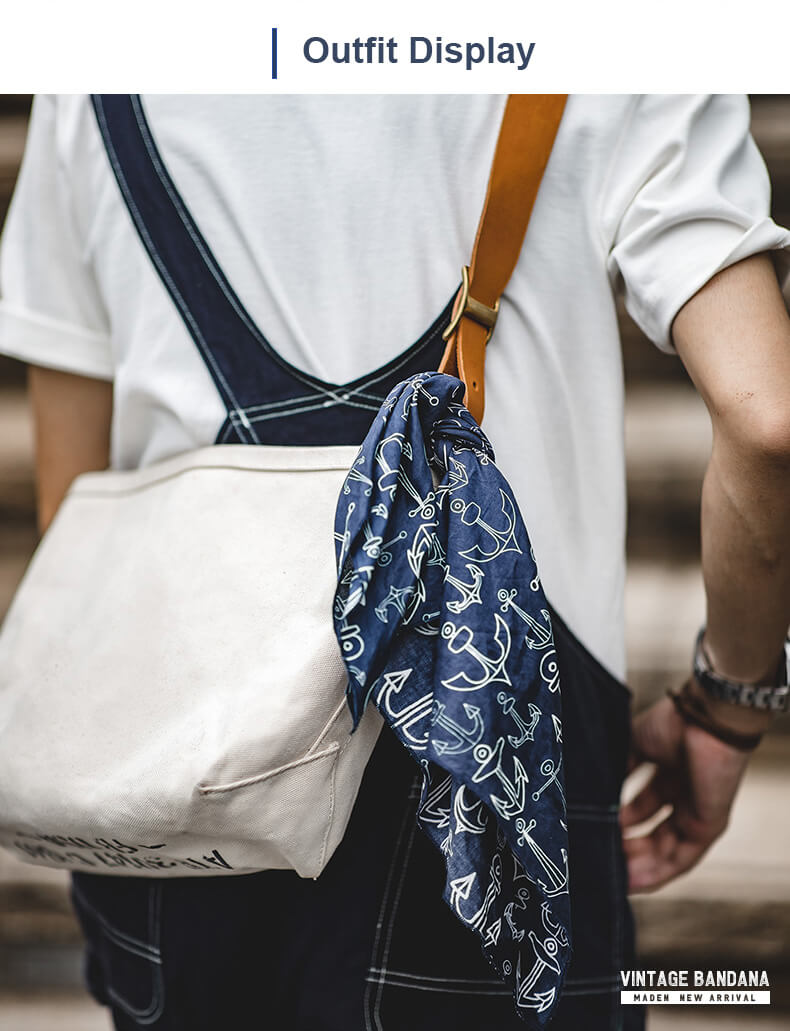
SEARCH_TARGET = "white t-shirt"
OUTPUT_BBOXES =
[2,94,789,678]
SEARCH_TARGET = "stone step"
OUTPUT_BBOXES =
[752,96,790,228]
[0,112,29,230]
[0,993,110,1031]
[625,558,790,731]
[624,384,709,560]
[0,388,35,522]
[626,559,703,700]
[0,388,37,619]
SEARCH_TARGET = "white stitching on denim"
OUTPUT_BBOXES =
[93,98,255,445]
[364,974,511,996]
[106,983,163,1024]
[364,779,419,1031]
[245,396,382,424]
[368,968,504,986]
[372,781,419,1031]
[300,308,447,403]
[611,821,623,1031]
[129,97,342,404]
[237,386,386,416]
[138,883,166,1024]
[75,881,165,1023]
[71,882,161,961]
[346,317,449,396]
[364,970,622,1000]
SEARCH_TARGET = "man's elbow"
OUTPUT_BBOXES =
[752,408,790,464]
[715,400,790,468]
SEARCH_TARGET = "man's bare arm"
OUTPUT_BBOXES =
[621,254,790,891]
[28,365,112,534]
[676,253,790,693]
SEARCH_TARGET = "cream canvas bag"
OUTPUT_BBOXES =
[0,445,381,877]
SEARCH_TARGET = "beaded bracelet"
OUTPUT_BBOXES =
[667,680,764,752]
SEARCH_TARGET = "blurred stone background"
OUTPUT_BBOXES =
[0,95,788,1030]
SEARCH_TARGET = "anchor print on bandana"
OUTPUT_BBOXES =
[334,373,570,1029]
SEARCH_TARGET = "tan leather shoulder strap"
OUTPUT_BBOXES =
[439,94,567,424]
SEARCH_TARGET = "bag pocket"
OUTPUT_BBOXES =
[70,874,165,1025]
[195,697,382,879]
[196,742,342,878]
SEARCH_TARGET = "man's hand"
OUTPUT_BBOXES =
[621,695,752,894]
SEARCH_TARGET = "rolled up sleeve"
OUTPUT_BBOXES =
[0,94,113,379]
[604,94,790,353]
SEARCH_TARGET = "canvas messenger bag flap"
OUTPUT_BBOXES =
[0,95,566,879]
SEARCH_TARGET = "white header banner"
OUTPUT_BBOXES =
[2,0,789,92]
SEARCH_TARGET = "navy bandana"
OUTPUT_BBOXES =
[333,372,571,1027]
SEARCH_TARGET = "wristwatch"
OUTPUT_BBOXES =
[693,629,790,712]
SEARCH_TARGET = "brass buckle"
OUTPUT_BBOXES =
[442,266,500,342]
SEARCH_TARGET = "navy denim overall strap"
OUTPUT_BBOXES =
[90,94,452,447]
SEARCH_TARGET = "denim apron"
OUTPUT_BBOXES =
[69,95,643,1031]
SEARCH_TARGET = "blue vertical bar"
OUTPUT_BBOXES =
[272,27,278,80]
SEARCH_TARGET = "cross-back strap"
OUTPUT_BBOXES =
[439,94,568,424]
